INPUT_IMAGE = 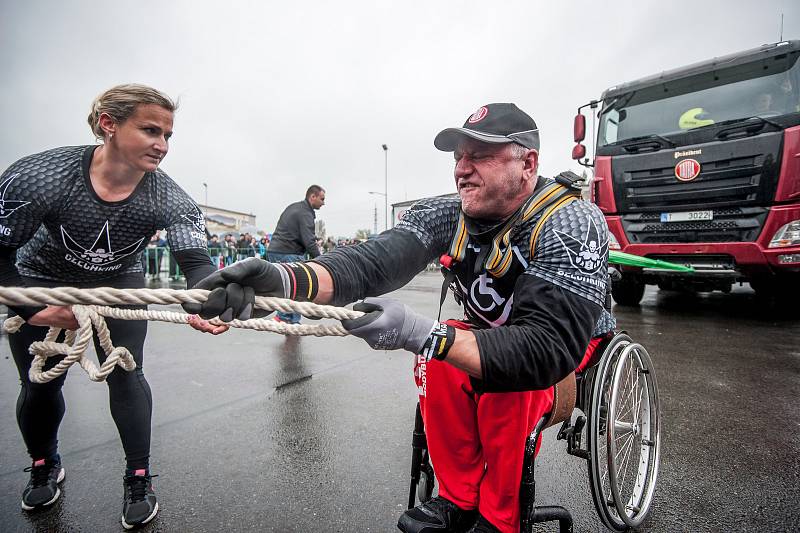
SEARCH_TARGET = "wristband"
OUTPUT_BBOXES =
[278,262,319,302]
[421,322,455,362]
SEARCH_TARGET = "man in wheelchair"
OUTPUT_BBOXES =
[186,103,615,532]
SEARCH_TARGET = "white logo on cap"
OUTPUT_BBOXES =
[468,106,488,124]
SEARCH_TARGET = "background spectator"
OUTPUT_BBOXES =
[267,185,326,323]
[208,234,223,269]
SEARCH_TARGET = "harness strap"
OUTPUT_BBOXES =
[448,214,469,262]
[528,195,579,257]
[437,267,455,322]
[438,177,581,317]
[486,184,579,278]
[448,182,581,280]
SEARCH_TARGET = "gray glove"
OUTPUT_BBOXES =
[341,297,436,353]
[182,258,291,320]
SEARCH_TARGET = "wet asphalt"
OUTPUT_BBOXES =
[0,272,798,532]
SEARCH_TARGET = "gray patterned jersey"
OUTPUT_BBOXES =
[394,195,462,255]
[395,180,615,335]
[0,145,207,282]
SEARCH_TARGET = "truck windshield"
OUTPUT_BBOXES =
[598,52,800,146]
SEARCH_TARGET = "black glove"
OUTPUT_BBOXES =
[182,257,290,320]
[341,297,437,354]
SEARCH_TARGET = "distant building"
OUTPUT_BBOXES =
[315,219,326,241]
[198,204,257,236]
[391,193,458,227]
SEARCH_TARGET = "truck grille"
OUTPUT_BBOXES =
[609,132,784,244]
[620,207,768,243]
[620,155,766,211]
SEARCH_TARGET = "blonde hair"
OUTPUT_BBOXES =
[87,84,177,140]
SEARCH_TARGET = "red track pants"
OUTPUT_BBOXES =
[413,320,602,533]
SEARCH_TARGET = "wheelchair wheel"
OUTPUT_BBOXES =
[587,334,661,531]
[417,460,435,503]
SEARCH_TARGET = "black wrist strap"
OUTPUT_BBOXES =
[278,262,319,302]
[422,323,456,362]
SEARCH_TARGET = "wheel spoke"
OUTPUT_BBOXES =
[618,358,638,420]
[618,377,641,431]
[614,431,634,462]
[616,376,639,424]
[631,361,641,420]
[617,432,636,498]
[634,380,644,427]
[617,395,635,422]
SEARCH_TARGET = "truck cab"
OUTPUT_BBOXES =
[574,41,800,304]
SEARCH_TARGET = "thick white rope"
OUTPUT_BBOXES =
[0,286,365,384]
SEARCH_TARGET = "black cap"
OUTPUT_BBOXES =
[434,103,539,152]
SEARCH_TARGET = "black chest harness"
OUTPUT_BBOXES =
[437,173,583,321]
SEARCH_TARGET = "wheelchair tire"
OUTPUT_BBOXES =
[586,333,661,531]
[417,462,435,504]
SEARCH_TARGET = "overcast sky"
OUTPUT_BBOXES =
[1,0,798,237]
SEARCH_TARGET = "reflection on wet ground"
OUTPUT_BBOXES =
[0,274,797,532]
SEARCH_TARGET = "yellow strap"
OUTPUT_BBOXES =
[449,214,468,262]
[436,336,447,355]
[296,262,315,300]
[528,196,578,257]
[444,183,579,278]
[489,186,578,277]
[522,183,563,221]
[487,243,515,277]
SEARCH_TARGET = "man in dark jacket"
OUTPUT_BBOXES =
[267,185,325,323]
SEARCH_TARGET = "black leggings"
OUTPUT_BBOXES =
[10,280,152,471]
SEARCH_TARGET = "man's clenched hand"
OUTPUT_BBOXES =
[340,297,436,354]
[182,258,291,320]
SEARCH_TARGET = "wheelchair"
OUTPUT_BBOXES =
[407,331,661,532]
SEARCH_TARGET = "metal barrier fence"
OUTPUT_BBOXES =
[142,247,269,279]
[144,246,445,280]
[142,247,183,280]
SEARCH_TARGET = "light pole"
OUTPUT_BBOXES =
[382,144,389,230]
[202,182,208,215]
[368,191,386,233]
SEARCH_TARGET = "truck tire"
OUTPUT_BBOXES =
[612,276,645,306]
[751,274,800,300]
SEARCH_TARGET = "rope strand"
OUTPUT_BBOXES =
[0,286,364,384]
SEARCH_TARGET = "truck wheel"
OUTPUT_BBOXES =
[751,275,800,299]
[612,276,645,306]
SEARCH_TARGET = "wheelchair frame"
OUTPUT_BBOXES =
[407,331,661,532]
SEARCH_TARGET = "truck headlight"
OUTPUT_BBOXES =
[768,219,800,248]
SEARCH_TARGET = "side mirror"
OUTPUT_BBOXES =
[572,144,586,161]
[573,114,586,142]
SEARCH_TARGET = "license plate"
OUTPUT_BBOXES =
[660,210,713,223]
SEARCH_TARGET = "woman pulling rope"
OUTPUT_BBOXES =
[0,84,230,529]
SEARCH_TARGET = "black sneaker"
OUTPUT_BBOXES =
[21,457,65,511]
[397,496,478,533]
[465,514,501,533]
[121,470,159,530]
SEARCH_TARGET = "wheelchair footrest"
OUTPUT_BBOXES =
[531,505,573,533]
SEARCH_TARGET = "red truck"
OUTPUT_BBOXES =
[573,40,800,305]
